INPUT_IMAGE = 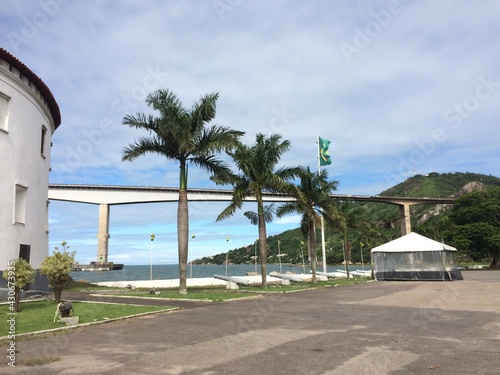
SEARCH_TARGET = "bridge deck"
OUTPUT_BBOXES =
[48,184,456,206]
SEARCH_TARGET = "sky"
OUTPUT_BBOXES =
[2,0,499,265]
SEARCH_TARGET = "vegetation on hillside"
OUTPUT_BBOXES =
[421,186,500,268]
[381,172,500,198]
[194,172,500,267]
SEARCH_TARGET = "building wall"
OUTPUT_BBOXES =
[0,53,59,271]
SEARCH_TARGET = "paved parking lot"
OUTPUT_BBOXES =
[3,270,500,374]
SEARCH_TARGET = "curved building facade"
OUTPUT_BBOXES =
[0,48,61,273]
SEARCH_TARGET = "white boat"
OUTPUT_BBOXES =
[350,270,372,277]
[316,271,349,279]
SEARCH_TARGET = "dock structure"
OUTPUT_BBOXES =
[73,262,124,271]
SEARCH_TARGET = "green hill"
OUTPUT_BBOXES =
[380,172,500,198]
[193,172,500,266]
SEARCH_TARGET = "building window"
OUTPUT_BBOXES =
[41,125,47,156]
[19,244,31,262]
[13,184,27,225]
[0,92,9,132]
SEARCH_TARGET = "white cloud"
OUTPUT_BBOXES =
[274,215,302,225]
[3,0,499,264]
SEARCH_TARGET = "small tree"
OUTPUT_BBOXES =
[2,258,35,312]
[40,241,75,303]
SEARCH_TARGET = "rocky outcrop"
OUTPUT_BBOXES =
[418,181,486,224]
[452,181,486,198]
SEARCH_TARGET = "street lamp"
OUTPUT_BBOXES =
[190,234,195,278]
[360,241,365,270]
[225,236,230,276]
[277,240,283,274]
[341,240,347,273]
[300,241,305,273]
[150,233,155,281]
[254,239,258,273]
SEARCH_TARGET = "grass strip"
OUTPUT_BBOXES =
[0,300,174,336]
[106,277,371,299]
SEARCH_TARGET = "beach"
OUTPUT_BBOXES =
[93,273,324,288]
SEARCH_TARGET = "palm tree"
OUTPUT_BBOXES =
[122,89,244,294]
[276,166,340,282]
[213,133,298,289]
[337,200,373,278]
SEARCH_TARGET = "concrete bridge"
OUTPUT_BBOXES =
[48,184,456,263]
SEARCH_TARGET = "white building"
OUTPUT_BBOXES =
[0,48,61,275]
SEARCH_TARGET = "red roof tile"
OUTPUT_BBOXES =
[0,48,61,129]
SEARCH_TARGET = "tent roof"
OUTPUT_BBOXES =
[371,232,457,253]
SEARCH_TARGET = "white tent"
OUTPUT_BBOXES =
[371,232,463,281]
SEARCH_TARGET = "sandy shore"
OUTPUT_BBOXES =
[94,273,321,288]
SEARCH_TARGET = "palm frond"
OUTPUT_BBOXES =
[216,201,241,222]
[191,92,219,131]
[189,155,229,175]
[122,137,165,161]
[244,204,275,225]
[122,113,157,132]
[146,89,188,121]
[276,202,302,218]
[243,211,259,225]
[195,125,244,156]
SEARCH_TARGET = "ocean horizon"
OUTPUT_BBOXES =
[71,264,370,283]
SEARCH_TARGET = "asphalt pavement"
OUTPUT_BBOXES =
[2,270,499,374]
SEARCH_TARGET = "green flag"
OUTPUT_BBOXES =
[319,137,331,166]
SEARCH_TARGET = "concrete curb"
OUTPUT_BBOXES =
[89,293,215,303]
[0,303,179,342]
[89,293,263,303]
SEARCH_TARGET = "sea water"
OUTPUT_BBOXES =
[70,264,370,283]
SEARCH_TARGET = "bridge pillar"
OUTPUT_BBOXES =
[399,203,412,236]
[97,204,110,263]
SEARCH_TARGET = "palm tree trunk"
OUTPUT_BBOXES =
[491,249,500,269]
[309,221,317,283]
[54,286,62,304]
[178,189,189,295]
[344,230,351,279]
[177,160,189,295]
[257,201,268,289]
[14,287,20,312]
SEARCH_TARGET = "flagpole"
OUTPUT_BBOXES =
[317,136,327,273]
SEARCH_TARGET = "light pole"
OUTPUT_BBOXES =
[341,240,347,273]
[360,241,365,270]
[277,240,286,274]
[225,236,230,276]
[150,233,155,281]
[190,234,195,278]
[300,240,305,273]
[254,239,258,273]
